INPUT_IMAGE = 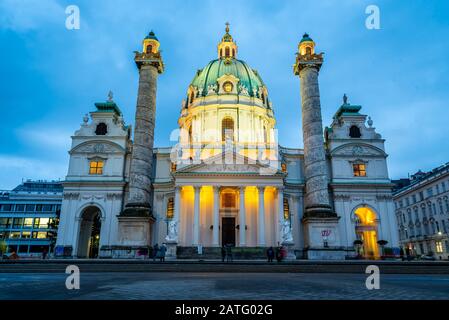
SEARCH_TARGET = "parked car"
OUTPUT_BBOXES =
[420,254,436,261]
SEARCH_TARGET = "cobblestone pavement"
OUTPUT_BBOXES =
[0,272,448,300]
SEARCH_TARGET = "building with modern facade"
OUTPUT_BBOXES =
[0,180,62,257]
[55,26,399,260]
[393,163,449,260]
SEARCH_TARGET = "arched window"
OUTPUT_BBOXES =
[222,117,234,142]
[146,44,153,54]
[190,92,194,104]
[263,126,268,143]
[225,47,230,57]
[166,197,174,219]
[220,48,223,57]
[188,125,193,144]
[283,198,290,220]
[349,125,361,138]
[95,122,107,135]
[232,48,235,57]
[305,46,312,55]
[261,93,265,105]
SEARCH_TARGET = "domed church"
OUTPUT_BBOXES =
[55,25,399,260]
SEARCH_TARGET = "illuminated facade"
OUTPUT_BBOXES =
[55,27,399,259]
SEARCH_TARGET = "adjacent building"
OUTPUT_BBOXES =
[393,163,449,260]
[0,180,62,257]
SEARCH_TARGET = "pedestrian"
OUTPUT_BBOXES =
[221,245,226,263]
[267,247,274,262]
[226,244,233,262]
[42,248,48,260]
[275,246,282,262]
[159,244,167,262]
[153,243,159,261]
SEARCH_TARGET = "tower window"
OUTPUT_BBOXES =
[349,125,361,138]
[146,44,153,54]
[283,198,290,220]
[166,197,174,219]
[222,117,234,142]
[89,160,104,175]
[353,163,366,177]
[95,122,108,135]
[225,47,230,57]
[305,46,312,55]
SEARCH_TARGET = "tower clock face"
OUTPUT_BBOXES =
[223,81,233,93]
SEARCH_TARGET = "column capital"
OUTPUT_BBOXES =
[293,53,323,75]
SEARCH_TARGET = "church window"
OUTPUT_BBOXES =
[305,46,312,55]
[89,160,104,175]
[221,191,236,209]
[166,197,174,219]
[281,163,287,173]
[261,93,265,104]
[353,163,366,177]
[146,44,153,54]
[283,198,290,220]
[225,47,230,57]
[349,125,361,138]
[222,117,234,142]
[220,49,223,57]
[95,122,108,135]
[223,81,233,93]
[232,48,235,57]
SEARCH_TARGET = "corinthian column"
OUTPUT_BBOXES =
[122,32,164,217]
[293,33,335,219]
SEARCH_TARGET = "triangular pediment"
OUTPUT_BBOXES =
[174,149,281,175]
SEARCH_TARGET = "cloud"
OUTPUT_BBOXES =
[0,155,67,189]
[16,126,72,151]
[0,0,65,32]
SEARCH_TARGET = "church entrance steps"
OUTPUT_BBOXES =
[176,246,268,260]
[1,260,449,274]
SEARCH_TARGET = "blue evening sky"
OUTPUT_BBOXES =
[0,0,448,189]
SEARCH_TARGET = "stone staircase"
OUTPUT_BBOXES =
[176,246,268,259]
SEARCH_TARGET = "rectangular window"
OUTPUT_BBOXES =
[33,218,40,228]
[1,204,13,212]
[21,231,31,239]
[42,204,52,212]
[0,218,11,228]
[9,232,21,239]
[352,164,366,177]
[36,204,42,212]
[15,204,25,212]
[436,241,443,253]
[12,218,24,229]
[89,161,104,175]
[427,188,433,198]
[405,197,410,206]
[26,204,35,212]
[23,218,33,228]
[166,198,174,219]
[38,218,50,229]
[32,232,48,239]
[412,195,417,204]
[419,191,424,201]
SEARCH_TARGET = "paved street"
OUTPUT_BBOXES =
[1,272,448,300]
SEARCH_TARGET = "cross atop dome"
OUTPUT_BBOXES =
[218,22,237,59]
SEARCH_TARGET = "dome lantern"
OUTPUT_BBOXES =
[218,22,237,60]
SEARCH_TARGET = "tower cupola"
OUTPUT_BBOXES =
[218,22,237,60]
[298,33,315,56]
[142,30,161,55]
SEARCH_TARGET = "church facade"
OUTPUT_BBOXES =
[55,26,399,260]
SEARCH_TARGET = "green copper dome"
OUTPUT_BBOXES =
[300,33,313,43]
[190,59,265,97]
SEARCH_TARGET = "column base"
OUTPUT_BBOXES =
[121,203,154,218]
[303,247,347,260]
[117,216,155,253]
[303,204,338,218]
[302,216,342,259]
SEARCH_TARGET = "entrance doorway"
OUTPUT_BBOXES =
[354,207,380,259]
[77,206,102,258]
[222,217,236,246]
